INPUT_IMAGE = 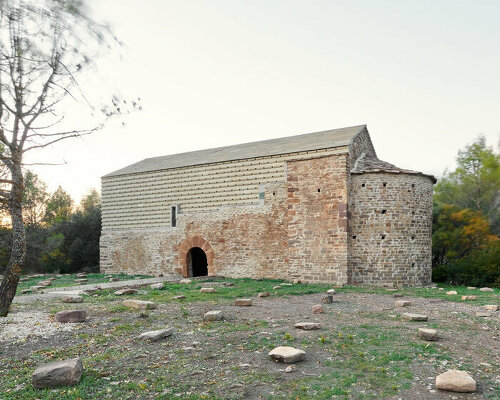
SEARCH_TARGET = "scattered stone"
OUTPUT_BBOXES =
[293,279,301,284]
[235,298,252,306]
[479,287,494,292]
[54,310,87,323]
[21,289,31,294]
[32,358,83,388]
[418,328,437,341]
[280,283,293,287]
[75,273,87,278]
[74,279,88,283]
[483,305,499,311]
[109,277,119,282]
[393,293,403,298]
[326,289,336,295]
[150,282,165,290]
[182,346,196,352]
[294,322,321,330]
[435,369,476,393]
[30,285,44,291]
[312,304,323,314]
[438,288,444,291]
[222,282,234,287]
[446,291,457,295]
[284,365,297,373]
[179,279,192,284]
[200,287,216,293]
[203,310,223,321]
[114,288,137,296]
[461,295,477,300]
[122,299,156,310]
[39,280,52,286]
[386,288,398,292]
[258,292,270,297]
[403,313,428,321]
[467,286,476,290]
[173,295,185,300]
[395,300,411,307]
[62,295,83,304]
[269,346,305,364]
[272,286,282,290]
[476,310,493,317]
[321,295,333,304]
[20,277,29,282]
[138,328,173,341]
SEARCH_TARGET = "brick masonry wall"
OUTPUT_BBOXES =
[286,154,350,284]
[100,182,290,279]
[350,173,434,286]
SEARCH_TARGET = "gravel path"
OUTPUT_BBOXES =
[12,275,178,304]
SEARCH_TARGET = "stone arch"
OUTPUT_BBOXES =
[177,235,215,277]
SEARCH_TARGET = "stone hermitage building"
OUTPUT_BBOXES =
[101,125,436,286]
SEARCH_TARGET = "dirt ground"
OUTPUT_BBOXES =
[1,279,499,399]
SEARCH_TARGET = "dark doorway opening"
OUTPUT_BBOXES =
[187,247,208,277]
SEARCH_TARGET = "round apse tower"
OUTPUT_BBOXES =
[349,156,436,287]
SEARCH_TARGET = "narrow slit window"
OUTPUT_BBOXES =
[171,206,177,227]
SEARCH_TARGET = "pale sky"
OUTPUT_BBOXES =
[28,0,500,202]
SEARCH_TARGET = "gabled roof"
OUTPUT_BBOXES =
[104,125,366,177]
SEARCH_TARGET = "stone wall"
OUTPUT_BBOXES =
[350,172,434,286]
[286,154,350,284]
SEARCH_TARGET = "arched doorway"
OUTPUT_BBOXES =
[187,247,208,277]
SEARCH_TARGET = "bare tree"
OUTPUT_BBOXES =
[0,0,132,316]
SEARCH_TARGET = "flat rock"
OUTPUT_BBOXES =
[280,283,293,287]
[272,286,282,290]
[122,299,156,310]
[62,295,83,304]
[393,293,403,298]
[21,289,31,294]
[386,288,398,292]
[395,300,411,307]
[109,277,119,282]
[54,310,87,323]
[30,286,44,291]
[200,287,216,293]
[50,290,86,296]
[203,310,223,321]
[294,322,321,330]
[476,310,493,317]
[435,369,476,392]
[179,279,192,284]
[461,295,477,300]
[418,328,437,341]
[403,313,428,321]
[467,286,476,290]
[258,292,270,297]
[32,358,83,388]
[150,283,165,290]
[74,279,88,283]
[312,304,323,314]
[39,281,52,286]
[483,305,499,311]
[114,288,137,296]
[446,291,457,295]
[321,295,333,304]
[138,328,173,341]
[235,298,252,306]
[269,346,305,363]
[173,295,185,299]
[479,287,494,292]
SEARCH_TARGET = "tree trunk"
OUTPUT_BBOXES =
[0,162,26,317]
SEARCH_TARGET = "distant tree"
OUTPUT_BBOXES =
[434,136,500,234]
[0,0,134,316]
[44,186,73,225]
[23,170,48,227]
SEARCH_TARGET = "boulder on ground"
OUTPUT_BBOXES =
[461,295,477,300]
[418,328,437,341]
[62,295,83,304]
[235,298,252,306]
[150,282,165,290]
[312,304,323,314]
[483,304,499,311]
[403,313,428,321]
[54,310,87,323]
[200,287,216,293]
[479,287,494,292]
[114,288,137,296]
[446,291,457,295]
[258,292,270,298]
[269,346,305,364]
[179,279,192,284]
[203,310,223,321]
[321,295,333,304]
[294,322,321,330]
[122,299,156,310]
[435,369,476,392]
[394,300,411,307]
[32,358,83,388]
[138,328,173,341]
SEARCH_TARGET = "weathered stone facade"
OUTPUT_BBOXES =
[101,125,436,286]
